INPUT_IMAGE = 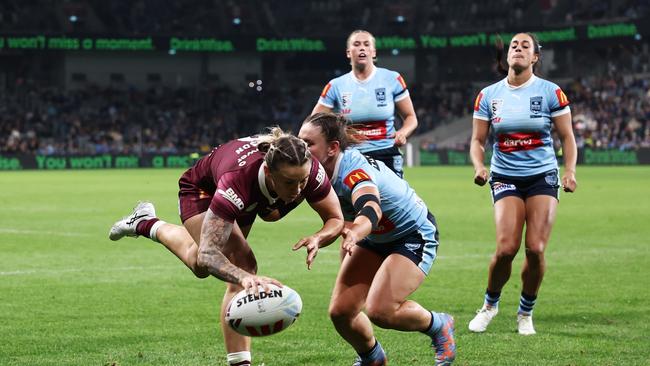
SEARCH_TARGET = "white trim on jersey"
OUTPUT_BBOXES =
[350,66,377,85]
[317,100,334,108]
[551,106,571,118]
[505,74,537,90]
[394,90,410,103]
[258,162,277,204]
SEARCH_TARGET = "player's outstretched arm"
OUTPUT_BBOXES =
[197,209,280,293]
[292,188,344,269]
[341,185,382,254]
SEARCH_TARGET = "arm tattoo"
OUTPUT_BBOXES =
[198,210,247,284]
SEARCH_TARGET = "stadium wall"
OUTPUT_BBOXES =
[1,148,649,170]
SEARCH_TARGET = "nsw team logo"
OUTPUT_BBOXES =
[544,172,558,186]
[491,99,503,116]
[375,88,387,107]
[530,96,543,117]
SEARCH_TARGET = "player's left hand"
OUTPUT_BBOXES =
[562,171,577,192]
[394,131,407,146]
[292,235,320,270]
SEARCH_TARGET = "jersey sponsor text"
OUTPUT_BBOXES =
[497,132,544,152]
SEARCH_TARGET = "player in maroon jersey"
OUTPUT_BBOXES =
[109,127,343,366]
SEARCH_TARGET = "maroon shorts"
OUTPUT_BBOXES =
[178,169,212,223]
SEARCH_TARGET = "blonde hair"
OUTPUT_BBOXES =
[346,30,376,50]
[257,127,311,171]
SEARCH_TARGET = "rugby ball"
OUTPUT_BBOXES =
[225,284,302,337]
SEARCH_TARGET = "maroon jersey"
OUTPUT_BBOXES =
[179,137,331,226]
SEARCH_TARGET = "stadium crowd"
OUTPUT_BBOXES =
[2,0,649,36]
[2,73,649,155]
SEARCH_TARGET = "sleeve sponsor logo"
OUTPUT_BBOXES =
[217,188,245,210]
[497,132,544,152]
[396,75,407,89]
[314,162,326,190]
[473,92,483,112]
[344,169,371,189]
[320,83,332,98]
[555,88,570,107]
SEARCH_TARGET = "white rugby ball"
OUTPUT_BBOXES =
[225,284,302,337]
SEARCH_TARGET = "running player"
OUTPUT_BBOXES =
[468,33,578,335]
[312,30,418,178]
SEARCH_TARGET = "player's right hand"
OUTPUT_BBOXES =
[340,228,358,256]
[474,167,489,186]
[240,275,283,296]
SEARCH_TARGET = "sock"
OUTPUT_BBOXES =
[358,339,385,362]
[227,351,251,366]
[149,220,165,243]
[518,292,537,315]
[422,311,444,337]
[484,289,501,308]
[136,218,163,241]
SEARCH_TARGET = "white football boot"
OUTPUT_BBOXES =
[517,313,536,335]
[468,305,498,332]
[108,202,156,241]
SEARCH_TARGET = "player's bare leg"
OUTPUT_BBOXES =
[329,246,382,354]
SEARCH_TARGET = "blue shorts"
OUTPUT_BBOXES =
[489,169,560,203]
[357,212,439,275]
[365,146,404,179]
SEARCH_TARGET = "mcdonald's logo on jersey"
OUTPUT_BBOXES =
[474,92,484,112]
[555,88,570,107]
[320,83,332,98]
[344,169,371,189]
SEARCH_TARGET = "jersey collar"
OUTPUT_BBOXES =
[504,74,537,90]
[330,151,344,183]
[258,162,277,204]
[351,65,377,84]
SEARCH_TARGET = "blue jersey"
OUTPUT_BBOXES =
[331,148,430,243]
[473,75,571,177]
[318,67,409,153]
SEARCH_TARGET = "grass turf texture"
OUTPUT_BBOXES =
[1,166,648,365]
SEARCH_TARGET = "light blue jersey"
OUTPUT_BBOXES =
[318,67,409,153]
[332,148,432,243]
[473,75,571,177]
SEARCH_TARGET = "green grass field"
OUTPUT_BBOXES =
[1,166,649,365]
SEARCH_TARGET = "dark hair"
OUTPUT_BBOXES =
[303,113,362,151]
[257,127,311,171]
[495,32,542,76]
